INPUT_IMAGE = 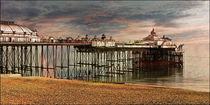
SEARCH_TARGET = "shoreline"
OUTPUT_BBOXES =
[124,82,210,93]
[1,76,209,104]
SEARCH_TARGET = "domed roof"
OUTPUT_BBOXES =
[0,20,37,36]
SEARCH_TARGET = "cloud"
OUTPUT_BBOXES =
[1,1,208,44]
[44,9,78,19]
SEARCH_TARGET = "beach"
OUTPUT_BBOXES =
[1,76,209,104]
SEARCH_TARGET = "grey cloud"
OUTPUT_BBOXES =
[43,5,59,11]
[166,29,208,41]
[129,9,193,27]
[1,1,206,38]
[44,9,78,18]
[2,6,41,21]
[22,8,41,20]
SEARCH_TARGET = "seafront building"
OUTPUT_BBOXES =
[0,20,40,42]
[135,28,174,46]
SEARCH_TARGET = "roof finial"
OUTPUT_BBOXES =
[151,28,156,35]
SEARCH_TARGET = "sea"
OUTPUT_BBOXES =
[125,43,209,92]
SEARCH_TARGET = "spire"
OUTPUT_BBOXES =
[152,28,154,32]
[101,34,106,40]
[151,28,156,35]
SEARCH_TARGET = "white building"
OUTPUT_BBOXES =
[0,20,40,42]
[136,28,173,46]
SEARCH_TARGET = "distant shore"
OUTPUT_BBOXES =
[1,77,209,104]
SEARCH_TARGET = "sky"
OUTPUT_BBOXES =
[1,1,209,44]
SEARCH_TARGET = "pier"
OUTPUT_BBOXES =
[0,42,183,81]
[0,21,184,81]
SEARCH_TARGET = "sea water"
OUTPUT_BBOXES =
[125,44,209,92]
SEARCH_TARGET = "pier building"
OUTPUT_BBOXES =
[0,21,40,42]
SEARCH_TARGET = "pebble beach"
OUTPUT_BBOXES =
[1,76,209,104]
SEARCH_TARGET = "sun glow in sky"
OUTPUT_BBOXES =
[1,1,209,44]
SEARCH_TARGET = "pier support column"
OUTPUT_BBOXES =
[24,46,28,75]
[30,45,32,76]
[47,45,49,77]
[41,45,43,77]
[17,46,20,73]
[11,46,15,73]
[0,46,3,73]
[54,45,57,78]
[35,45,39,76]
[21,46,23,75]
[61,45,63,79]
[5,46,8,74]
[67,46,70,79]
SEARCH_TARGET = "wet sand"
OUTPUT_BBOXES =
[1,77,209,104]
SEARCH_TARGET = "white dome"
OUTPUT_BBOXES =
[0,21,37,36]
